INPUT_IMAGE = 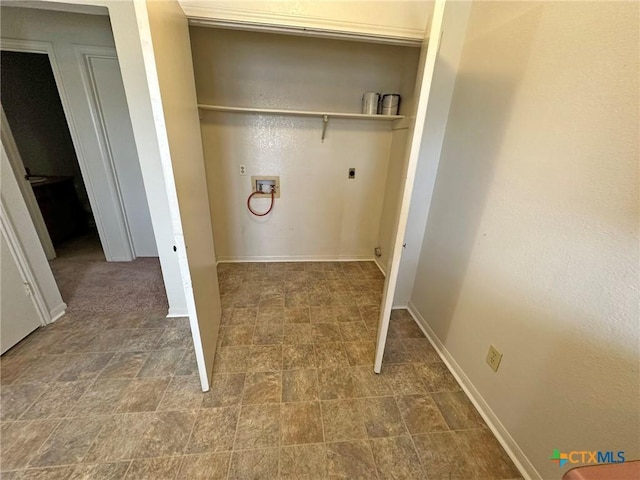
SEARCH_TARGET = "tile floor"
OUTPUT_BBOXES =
[0,240,522,479]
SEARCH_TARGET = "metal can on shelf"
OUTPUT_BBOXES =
[362,92,380,115]
[381,94,401,115]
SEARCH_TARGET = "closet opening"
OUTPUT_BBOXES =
[188,25,423,357]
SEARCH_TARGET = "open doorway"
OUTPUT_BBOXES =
[1,50,101,263]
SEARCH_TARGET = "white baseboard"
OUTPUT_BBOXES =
[216,255,376,263]
[167,308,189,318]
[373,257,387,277]
[48,302,67,324]
[406,301,541,480]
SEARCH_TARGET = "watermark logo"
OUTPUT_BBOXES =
[550,449,625,468]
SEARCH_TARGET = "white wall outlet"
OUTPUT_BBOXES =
[239,164,246,176]
[486,345,503,372]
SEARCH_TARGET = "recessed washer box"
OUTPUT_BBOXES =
[251,176,280,198]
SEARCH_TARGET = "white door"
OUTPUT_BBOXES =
[1,228,41,354]
[374,0,472,371]
[138,0,222,390]
[82,54,158,257]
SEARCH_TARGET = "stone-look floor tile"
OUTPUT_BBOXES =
[403,338,440,363]
[431,390,485,430]
[242,372,282,404]
[343,341,375,367]
[228,448,279,480]
[15,356,68,384]
[339,322,370,342]
[29,417,105,467]
[222,325,255,347]
[175,348,198,376]
[58,353,114,382]
[350,366,391,397]
[235,404,280,450]
[119,329,164,352]
[212,347,249,374]
[0,383,46,421]
[279,444,327,479]
[282,344,316,370]
[136,349,185,377]
[321,399,367,442]
[396,394,449,434]
[284,291,309,307]
[247,346,282,373]
[125,456,182,479]
[98,352,149,379]
[177,453,231,479]
[156,327,192,349]
[1,355,39,386]
[72,378,130,415]
[259,293,284,308]
[230,308,258,326]
[84,411,196,463]
[284,307,310,324]
[455,428,522,479]
[283,324,313,344]
[282,369,318,402]
[252,324,284,345]
[234,291,261,308]
[415,362,460,392]
[21,381,90,420]
[281,401,323,445]
[326,441,377,480]
[10,466,74,479]
[413,431,476,480]
[383,364,428,395]
[158,375,204,410]
[358,397,406,438]
[388,312,424,338]
[370,435,423,480]
[116,377,170,412]
[68,461,131,479]
[381,338,412,365]
[0,420,60,470]
[312,323,342,343]
[317,367,356,400]
[186,406,239,454]
[314,343,349,368]
[203,373,245,408]
[257,307,284,324]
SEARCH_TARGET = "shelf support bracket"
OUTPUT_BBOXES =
[321,115,329,142]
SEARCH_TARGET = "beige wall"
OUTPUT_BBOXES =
[191,28,419,261]
[409,2,639,479]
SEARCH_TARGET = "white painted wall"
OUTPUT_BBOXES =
[192,27,419,261]
[409,3,639,479]
[180,1,433,42]
[1,142,66,323]
[1,7,156,259]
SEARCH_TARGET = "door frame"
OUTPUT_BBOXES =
[0,38,136,261]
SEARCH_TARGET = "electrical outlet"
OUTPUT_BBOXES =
[348,168,355,179]
[486,345,503,372]
[239,165,246,176]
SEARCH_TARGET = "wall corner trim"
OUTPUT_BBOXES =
[167,308,189,318]
[406,301,542,480]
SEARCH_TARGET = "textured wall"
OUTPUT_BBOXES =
[409,2,639,479]
[191,28,419,261]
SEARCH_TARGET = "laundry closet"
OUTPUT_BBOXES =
[190,26,421,271]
